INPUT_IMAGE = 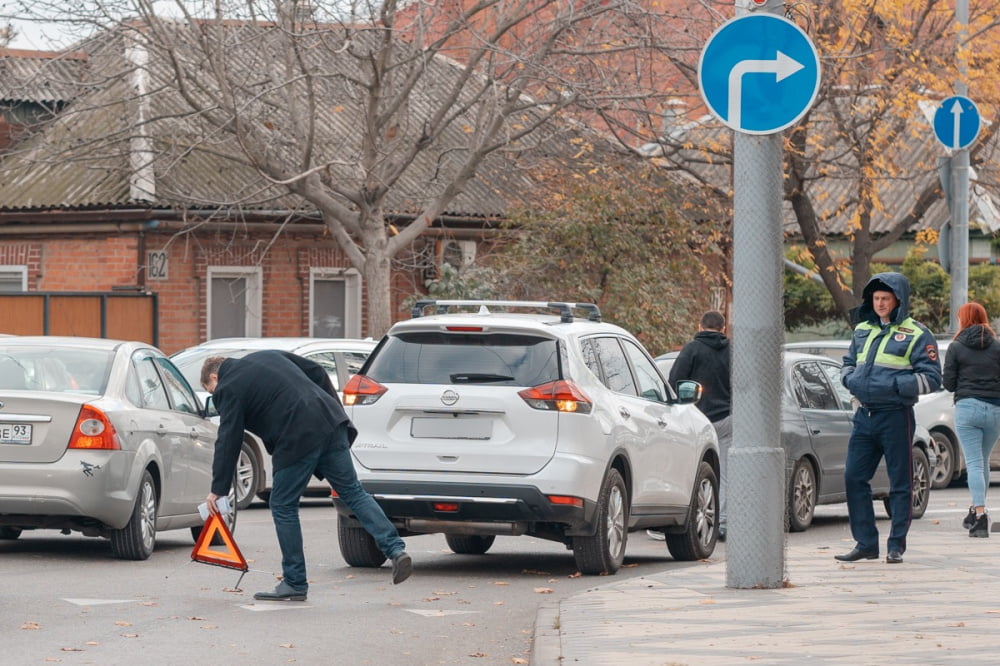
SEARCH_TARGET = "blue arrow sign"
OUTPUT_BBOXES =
[933,95,980,150]
[698,14,821,135]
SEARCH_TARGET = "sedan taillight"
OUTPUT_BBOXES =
[343,374,387,406]
[68,405,121,450]
[518,380,592,414]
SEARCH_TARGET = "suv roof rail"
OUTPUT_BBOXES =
[410,300,602,323]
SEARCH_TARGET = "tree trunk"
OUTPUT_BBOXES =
[362,247,394,339]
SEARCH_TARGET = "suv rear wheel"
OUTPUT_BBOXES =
[572,468,628,575]
[338,516,387,567]
[665,461,718,561]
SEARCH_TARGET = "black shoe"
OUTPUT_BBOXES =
[834,546,878,562]
[254,581,307,601]
[717,527,726,543]
[886,550,903,564]
[970,513,990,538]
[963,506,977,529]
[391,551,413,585]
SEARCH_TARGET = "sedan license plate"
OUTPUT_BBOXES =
[411,416,492,440]
[0,422,32,445]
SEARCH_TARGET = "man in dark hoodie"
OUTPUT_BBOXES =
[668,310,732,538]
[836,272,941,565]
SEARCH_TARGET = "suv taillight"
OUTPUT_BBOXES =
[518,380,592,414]
[68,405,121,450]
[343,374,387,406]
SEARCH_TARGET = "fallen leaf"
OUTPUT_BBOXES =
[423,597,441,602]
[699,599,716,605]
[188,616,206,621]
[494,581,509,586]
[463,622,476,627]
[432,590,458,596]
[43,658,61,662]
[280,643,294,649]
[622,563,639,568]
[468,652,487,658]
[533,588,554,594]
[113,621,132,627]
[121,634,139,638]
[947,622,966,627]
[568,572,582,579]
[521,569,551,576]
[84,642,99,646]
[60,648,83,652]
[21,622,41,630]
[494,601,505,606]
[512,659,529,664]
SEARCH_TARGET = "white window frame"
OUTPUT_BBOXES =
[309,267,361,338]
[0,265,28,291]
[206,266,262,339]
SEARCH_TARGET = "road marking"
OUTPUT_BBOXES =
[404,609,481,617]
[63,598,135,606]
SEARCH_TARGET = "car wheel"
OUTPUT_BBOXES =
[337,515,387,567]
[882,446,931,520]
[190,487,239,545]
[233,441,261,510]
[786,458,816,532]
[0,527,22,539]
[928,430,957,490]
[572,468,628,575]
[445,534,496,555]
[110,470,157,560]
[665,461,718,561]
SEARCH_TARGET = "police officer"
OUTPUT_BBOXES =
[835,272,941,565]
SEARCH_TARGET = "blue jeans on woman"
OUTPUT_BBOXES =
[955,397,1000,508]
[269,425,405,592]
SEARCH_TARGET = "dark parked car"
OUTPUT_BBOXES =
[655,350,934,531]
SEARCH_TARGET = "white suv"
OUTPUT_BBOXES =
[335,301,720,575]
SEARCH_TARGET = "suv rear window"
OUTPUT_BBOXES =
[365,331,560,386]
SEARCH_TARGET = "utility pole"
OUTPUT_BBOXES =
[949,0,970,333]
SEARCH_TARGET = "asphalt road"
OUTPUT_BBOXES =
[3,485,984,665]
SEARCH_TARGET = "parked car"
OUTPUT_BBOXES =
[335,300,720,575]
[171,337,376,508]
[783,339,989,490]
[656,350,934,531]
[0,336,235,559]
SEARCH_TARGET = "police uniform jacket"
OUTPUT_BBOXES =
[209,350,357,497]
[841,271,942,409]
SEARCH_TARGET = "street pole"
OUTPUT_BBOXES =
[726,0,786,589]
[949,0,969,334]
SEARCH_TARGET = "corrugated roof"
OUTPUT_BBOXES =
[0,48,88,104]
[0,24,623,220]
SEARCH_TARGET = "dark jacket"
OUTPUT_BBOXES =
[668,330,731,423]
[841,272,942,408]
[209,350,356,496]
[943,324,1000,403]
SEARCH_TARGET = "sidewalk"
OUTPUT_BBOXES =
[532,513,1000,665]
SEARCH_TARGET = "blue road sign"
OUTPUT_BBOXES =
[933,95,980,150]
[698,14,820,135]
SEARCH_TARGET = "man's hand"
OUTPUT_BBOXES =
[205,492,222,516]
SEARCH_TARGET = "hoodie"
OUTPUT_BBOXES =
[841,272,942,408]
[943,324,1000,402]
[669,330,731,422]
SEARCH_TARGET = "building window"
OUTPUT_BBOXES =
[0,266,27,292]
[207,266,261,339]
[310,268,361,338]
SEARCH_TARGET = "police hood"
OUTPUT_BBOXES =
[857,272,910,325]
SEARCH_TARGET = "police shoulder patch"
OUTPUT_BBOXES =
[926,344,938,362]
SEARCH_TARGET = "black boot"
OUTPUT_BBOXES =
[970,513,990,538]
[963,506,977,529]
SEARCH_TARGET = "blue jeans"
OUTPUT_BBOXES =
[955,398,1000,508]
[269,425,405,591]
[845,407,914,554]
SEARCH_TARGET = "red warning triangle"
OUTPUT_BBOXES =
[191,513,248,571]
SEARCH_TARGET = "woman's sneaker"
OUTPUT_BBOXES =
[963,506,977,529]
[969,513,990,538]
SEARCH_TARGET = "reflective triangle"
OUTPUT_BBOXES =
[191,513,247,571]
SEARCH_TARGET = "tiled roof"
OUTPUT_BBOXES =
[0,48,88,104]
[0,25,624,219]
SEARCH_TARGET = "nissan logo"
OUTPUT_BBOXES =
[440,390,459,406]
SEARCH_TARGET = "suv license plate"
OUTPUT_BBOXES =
[411,416,491,440]
[0,423,32,445]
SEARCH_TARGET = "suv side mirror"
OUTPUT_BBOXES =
[202,394,219,418]
[675,380,702,405]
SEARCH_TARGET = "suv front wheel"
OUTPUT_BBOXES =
[572,468,628,575]
[665,461,718,561]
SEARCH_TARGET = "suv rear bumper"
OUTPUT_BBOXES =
[332,481,601,538]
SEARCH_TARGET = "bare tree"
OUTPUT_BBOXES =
[0,0,700,336]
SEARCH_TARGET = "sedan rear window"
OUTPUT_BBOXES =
[366,332,559,386]
[0,348,113,394]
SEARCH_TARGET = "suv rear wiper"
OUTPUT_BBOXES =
[450,373,515,383]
